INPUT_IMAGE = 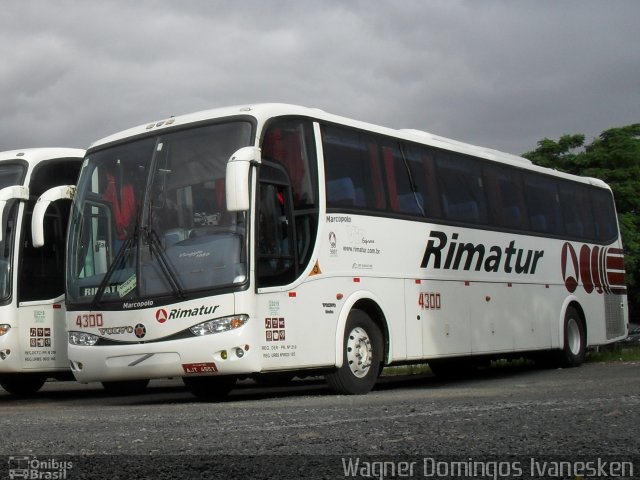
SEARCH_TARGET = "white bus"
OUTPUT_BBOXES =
[0,148,83,395]
[33,104,628,398]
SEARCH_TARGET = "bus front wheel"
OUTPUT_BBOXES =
[556,306,586,368]
[101,379,150,395]
[183,375,236,400]
[326,309,383,395]
[0,373,46,395]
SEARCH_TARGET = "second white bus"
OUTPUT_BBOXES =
[0,148,83,394]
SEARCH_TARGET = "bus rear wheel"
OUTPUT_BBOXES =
[325,309,382,395]
[555,306,586,368]
[0,373,47,395]
[183,375,236,400]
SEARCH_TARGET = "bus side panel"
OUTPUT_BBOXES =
[411,279,472,358]
[255,283,338,372]
[469,281,514,354]
[510,283,554,351]
[404,279,423,359]
[18,303,68,371]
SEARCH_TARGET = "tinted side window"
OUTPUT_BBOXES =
[591,187,618,242]
[322,125,385,211]
[261,118,320,282]
[484,164,527,230]
[436,152,487,225]
[381,142,425,215]
[523,173,562,235]
[558,181,596,239]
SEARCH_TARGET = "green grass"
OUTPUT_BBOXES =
[586,344,640,363]
[381,364,430,376]
[381,344,640,377]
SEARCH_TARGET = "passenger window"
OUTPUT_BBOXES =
[382,143,424,216]
[322,125,385,211]
[403,145,441,219]
[484,165,527,230]
[436,152,487,225]
[558,181,595,239]
[591,188,618,242]
[523,173,562,235]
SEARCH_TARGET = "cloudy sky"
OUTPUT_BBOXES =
[1,0,638,156]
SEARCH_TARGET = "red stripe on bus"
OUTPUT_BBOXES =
[606,256,625,271]
[606,272,626,286]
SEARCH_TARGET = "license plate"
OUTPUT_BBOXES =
[182,362,218,374]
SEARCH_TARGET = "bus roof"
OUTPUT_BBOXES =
[0,147,85,167]
[87,103,610,190]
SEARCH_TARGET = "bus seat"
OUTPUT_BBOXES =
[502,205,522,227]
[327,178,356,206]
[566,221,584,237]
[398,192,424,214]
[442,196,479,222]
[530,214,547,231]
[164,228,188,248]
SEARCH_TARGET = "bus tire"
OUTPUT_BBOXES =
[183,375,236,400]
[428,358,476,379]
[0,373,46,395]
[101,379,150,395]
[556,306,586,368]
[325,309,382,395]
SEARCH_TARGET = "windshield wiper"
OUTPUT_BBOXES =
[90,225,138,310]
[144,224,185,299]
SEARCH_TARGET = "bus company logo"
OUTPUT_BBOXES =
[155,305,220,322]
[561,243,626,295]
[134,324,146,339]
[421,231,544,275]
[156,309,168,323]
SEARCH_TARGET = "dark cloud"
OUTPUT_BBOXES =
[0,0,638,155]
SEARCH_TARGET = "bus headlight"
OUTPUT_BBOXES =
[69,331,100,346]
[0,324,10,336]
[190,315,249,336]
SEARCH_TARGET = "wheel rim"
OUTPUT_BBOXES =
[567,317,581,355]
[346,326,373,378]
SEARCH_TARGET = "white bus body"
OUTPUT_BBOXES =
[0,148,83,394]
[57,104,628,397]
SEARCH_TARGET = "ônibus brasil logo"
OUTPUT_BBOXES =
[561,243,626,295]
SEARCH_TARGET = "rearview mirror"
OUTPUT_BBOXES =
[226,146,260,212]
[0,185,29,241]
[31,185,76,247]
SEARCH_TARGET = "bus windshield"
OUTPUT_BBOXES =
[67,121,253,306]
[0,163,26,300]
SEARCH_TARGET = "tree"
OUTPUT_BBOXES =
[523,124,640,324]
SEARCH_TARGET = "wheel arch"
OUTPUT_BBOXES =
[559,297,587,348]
[334,291,390,368]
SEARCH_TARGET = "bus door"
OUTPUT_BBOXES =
[18,159,81,370]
